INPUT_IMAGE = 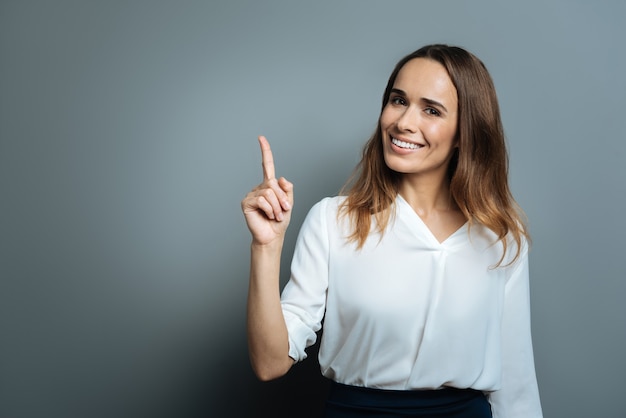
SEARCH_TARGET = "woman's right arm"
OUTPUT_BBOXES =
[241,136,295,381]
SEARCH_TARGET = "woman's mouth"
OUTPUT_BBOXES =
[391,137,423,150]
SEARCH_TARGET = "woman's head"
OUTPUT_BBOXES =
[374,44,506,187]
[341,44,528,265]
[379,56,460,183]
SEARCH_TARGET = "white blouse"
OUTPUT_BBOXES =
[280,195,543,417]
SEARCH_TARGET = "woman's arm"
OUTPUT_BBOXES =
[241,136,295,381]
[488,250,543,417]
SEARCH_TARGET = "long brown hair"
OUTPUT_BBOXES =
[339,44,529,267]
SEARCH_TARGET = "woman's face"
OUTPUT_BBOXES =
[380,58,459,182]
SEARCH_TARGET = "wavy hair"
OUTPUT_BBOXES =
[339,44,529,267]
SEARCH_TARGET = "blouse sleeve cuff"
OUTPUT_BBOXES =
[283,308,319,362]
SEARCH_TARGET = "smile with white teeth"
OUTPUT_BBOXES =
[391,137,423,150]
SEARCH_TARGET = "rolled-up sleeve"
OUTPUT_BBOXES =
[281,198,330,362]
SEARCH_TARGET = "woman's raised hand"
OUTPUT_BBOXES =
[241,136,294,246]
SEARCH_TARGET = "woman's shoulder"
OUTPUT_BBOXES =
[468,221,530,268]
[307,195,347,215]
[299,195,349,235]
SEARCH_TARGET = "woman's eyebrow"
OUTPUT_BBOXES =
[390,88,406,96]
[390,88,448,113]
[421,97,448,113]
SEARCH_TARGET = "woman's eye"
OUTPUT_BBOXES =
[390,96,407,106]
[425,107,441,116]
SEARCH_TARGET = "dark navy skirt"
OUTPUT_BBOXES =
[324,381,492,417]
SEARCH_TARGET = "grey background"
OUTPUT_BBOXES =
[1,1,624,417]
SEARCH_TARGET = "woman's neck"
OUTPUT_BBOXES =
[398,176,457,218]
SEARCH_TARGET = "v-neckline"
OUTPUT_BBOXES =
[396,194,468,247]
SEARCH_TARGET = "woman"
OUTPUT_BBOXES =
[241,44,543,417]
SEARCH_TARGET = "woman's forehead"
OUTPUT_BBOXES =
[393,58,458,108]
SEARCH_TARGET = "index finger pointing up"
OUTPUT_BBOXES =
[258,135,275,180]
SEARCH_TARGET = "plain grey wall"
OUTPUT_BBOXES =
[1,1,625,417]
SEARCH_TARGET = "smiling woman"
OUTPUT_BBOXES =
[381,59,459,179]
[241,44,543,417]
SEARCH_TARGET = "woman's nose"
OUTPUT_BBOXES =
[396,106,419,132]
